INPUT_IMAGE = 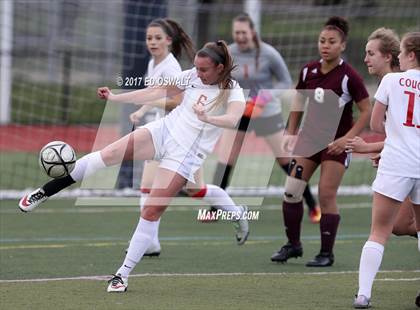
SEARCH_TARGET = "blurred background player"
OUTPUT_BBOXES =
[353,31,420,309]
[270,16,371,267]
[19,40,249,292]
[346,27,419,245]
[208,13,320,224]
[128,18,249,257]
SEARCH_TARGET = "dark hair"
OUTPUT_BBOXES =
[233,13,260,69]
[368,28,400,70]
[402,32,420,65]
[323,16,349,41]
[196,40,236,109]
[147,18,195,62]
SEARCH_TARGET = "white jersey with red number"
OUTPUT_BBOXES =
[164,68,245,155]
[374,69,420,178]
[146,53,182,118]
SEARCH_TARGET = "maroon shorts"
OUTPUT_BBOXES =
[307,148,351,168]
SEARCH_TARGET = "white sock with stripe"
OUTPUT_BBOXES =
[198,184,243,214]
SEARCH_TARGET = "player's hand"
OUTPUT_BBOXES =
[97,87,113,100]
[370,153,381,168]
[327,136,347,155]
[192,102,209,122]
[129,110,144,124]
[281,134,297,156]
[345,136,368,153]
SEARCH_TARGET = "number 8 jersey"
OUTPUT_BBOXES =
[375,69,420,178]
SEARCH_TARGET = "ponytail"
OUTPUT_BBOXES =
[402,32,420,65]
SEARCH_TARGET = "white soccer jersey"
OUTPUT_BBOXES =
[374,69,420,178]
[146,52,181,84]
[164,68,245,155]
[146,53,182,118]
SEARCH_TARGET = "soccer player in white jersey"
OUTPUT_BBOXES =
[353,32,420,309]
[128,19,247,258]
[346,27,419,242]
[19,40,249,292]
[127,18,190,257]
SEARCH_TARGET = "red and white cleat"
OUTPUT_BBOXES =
[19,188,48,213]
[107,274,128,293]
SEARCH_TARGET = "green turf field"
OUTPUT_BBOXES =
[1,151,377,190]
[0,198,418,309]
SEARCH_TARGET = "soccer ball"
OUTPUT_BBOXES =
[39,141,76,178]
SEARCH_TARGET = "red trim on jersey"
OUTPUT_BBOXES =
[191,187,207,198]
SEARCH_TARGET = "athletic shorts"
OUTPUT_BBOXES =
[372,172,420,204]
[237,113,285,136]
[141,119,204,183]
[306,148,351,168]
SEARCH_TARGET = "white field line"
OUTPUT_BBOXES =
[0,270,419,284]
[0,232,378,244]
[0,202,372,214]
[376,277,420,282]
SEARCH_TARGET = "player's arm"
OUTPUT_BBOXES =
[328,97,371,155]
[370,100,387,133]
[193,100,245,128]
[346,97,372,138]
[345,136,384,153]
[286,91,305,135]
[135,93,183,110]
[129,105,153,124]
[129,92,183,124]
[97,85,183,106]
[269,47,293,91]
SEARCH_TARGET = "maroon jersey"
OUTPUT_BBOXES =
[296,59,369,139]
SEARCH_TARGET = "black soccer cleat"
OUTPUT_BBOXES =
[270,242,303,263]
[143,251,161,257]
[415,291,420,308]
[306,252,334,267]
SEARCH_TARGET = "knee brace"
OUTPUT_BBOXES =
[284,176,307,203]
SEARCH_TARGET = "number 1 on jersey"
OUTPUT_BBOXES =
[403,91,420,128]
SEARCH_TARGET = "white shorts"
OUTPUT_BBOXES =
[141,119,205,183]
[372,172,420,204]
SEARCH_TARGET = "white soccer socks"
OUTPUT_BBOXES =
[139,192,161,254]
[70,151,106,181]
[116,217,159,278]
[357,240,384,299]
[199,184,244,214]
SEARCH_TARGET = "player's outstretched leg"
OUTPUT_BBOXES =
[19,151,105,212]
